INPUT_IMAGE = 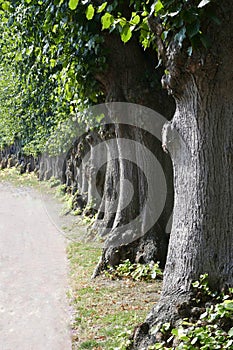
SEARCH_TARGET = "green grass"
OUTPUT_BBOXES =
[0,168,61,194]
[67,242,161,349]
[0,167,40,187]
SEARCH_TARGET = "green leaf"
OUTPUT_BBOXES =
[95,113,105,123]
[2,1,10,11]
[162,322,171,331]
[101,12,114,30]
[86,4,94,20]
[198,0,211,8]
[97,2,107,13]
[68,0,79,10]
[180,335,190,341]
[211,15,221,25]
[171,328,179,336]
[223,300,233,310]
[200,33,211,48]
[187,21,200,38]
[181,9,198,23]
[120,23,132,43]
[226,340,233,348]
[142,10,148,17]
[207,10,221,25]
[228,327,233,337]
[191,337,198,345]
[200,311,208,319]
[130,14,140,25]
[155,0,163,12]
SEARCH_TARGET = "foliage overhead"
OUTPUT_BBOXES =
[0,0,218,154]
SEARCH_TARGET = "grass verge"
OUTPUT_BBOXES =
[0,166,40,187]
[67,242,161,349]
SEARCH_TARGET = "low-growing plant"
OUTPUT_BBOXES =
[55,183,67,197]
[67,243,161,349]
[82,212,98,225]
[105,259,163,282]
[72,208,82,216]
[48,176,61,188]
[192,273,218,301]
[116,328,134,350]
[0,167,39,187]
[149,275,233,349]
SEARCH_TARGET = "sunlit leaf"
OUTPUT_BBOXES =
[2,1,10,11]
[101,12,114,30]
[97,2,107,13]
[155,0,163,12]
[198,0,211,8]
[130,14,140,25]
[69,0,79,10]
[187,46,193,56]
[86,4,94,20]
[120,23,132,43]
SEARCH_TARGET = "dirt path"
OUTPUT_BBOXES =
[0,182,72,350]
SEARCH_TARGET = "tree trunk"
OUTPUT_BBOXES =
[132,3,233,348]
[91,33,175,275]
[83,131,107,215]
[102,119,171,267]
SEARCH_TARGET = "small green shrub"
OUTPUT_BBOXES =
[79,340,100,349]
[55,183,67,197]
[150,275,233,349]
[48,176,61,188]
[105,259,163,282]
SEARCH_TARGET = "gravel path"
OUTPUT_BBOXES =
[0,182,72,350]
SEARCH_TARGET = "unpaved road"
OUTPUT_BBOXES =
[0,182,72,350]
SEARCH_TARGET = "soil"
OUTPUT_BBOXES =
[0,182,72,350]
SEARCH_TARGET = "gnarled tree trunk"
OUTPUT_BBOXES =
[132,3,233,348]
[92,33,175,275]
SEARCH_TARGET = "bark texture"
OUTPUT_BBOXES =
[132,2,233,348]
[0,140,38,174]
[90,31,175,274]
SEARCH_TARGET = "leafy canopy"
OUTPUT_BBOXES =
[0,0,217,154]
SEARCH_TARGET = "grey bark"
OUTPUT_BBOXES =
[91,32,175,274]
[92,125,120,234]
[132,3,233,348]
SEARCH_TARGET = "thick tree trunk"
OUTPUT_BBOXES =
[163,91,233,295]
[102,120,171,267]
[132,3,233,348]
[82,132,107,215]
[93,134,120,234]
[91,33,175,274]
